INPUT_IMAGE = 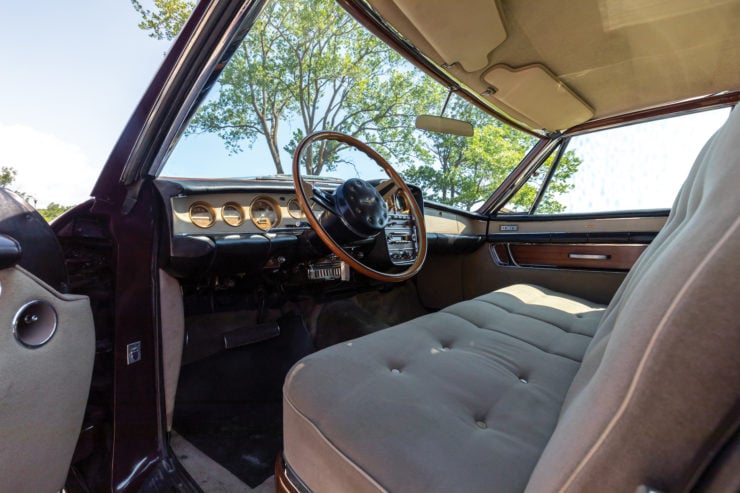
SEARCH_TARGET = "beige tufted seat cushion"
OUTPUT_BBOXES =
[283,108,740,493]
[283,285,605,492]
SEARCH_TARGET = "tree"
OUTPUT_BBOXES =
[133,0,425,175]
[0,165,72,221]
[0,166,16,187]
[402,84,581,212]
[131,0,195,41]
[502,149,581,213]
[37,203,73,222]
[0,165,36,205]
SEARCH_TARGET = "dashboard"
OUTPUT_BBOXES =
[155,177,432,281]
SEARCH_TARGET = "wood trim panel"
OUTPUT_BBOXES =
[492,244,511,264]
[506,243,648,271]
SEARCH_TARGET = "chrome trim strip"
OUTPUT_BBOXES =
[569,253,609,260]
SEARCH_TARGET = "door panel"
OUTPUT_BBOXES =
[0,266,95,492]
[463,245,630,305]
[481,219,660,304]
[0,190,95,492]
[418,212,663,308]
[419,248,629,307]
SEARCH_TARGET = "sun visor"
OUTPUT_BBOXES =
[390,0,506,72]
[482,64,594,131]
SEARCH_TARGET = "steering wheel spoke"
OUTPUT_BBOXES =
[310,185,338,215]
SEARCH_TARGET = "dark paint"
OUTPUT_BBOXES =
[83,0,220,488]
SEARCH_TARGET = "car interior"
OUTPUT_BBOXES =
[0,0,738,492]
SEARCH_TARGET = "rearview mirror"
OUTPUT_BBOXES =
[415,115,474,137]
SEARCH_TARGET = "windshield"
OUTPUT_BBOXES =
[159,0,535,211]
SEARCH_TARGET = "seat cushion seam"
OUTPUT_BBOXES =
[439,311,588,364]
[465,298,599,336]
[480,324,586,364]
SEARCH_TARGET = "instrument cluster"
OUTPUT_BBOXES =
[173,193,324,235]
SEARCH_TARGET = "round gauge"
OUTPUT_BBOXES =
[189,202,215,228]
[394,191,410,213]
[221,202,245,227]
[311,200,324,219]
[250,196,281,230]
[287,198,304,219]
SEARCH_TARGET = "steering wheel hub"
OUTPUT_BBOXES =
[334,178,389,237]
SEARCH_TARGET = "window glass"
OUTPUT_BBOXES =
[509,108,730,215]
[157,0,535,212]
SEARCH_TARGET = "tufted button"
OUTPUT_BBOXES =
[391,368,401,374]
[519,378,528,384]
[441,346,450,351]
[475,420,487,429]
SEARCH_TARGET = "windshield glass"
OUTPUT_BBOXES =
[159,0,535,211]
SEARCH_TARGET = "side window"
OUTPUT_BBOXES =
[502,107,731,215]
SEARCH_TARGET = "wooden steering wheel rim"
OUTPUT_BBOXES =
[292,131,427,283]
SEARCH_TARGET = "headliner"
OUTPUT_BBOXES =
[361,0,740,133]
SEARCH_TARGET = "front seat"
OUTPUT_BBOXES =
[280,108,740,492]
[0,191,95,492]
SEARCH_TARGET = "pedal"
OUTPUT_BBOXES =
[223,321,281,349]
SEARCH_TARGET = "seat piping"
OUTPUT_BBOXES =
[556,217,739,492]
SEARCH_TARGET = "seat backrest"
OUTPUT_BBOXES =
[526,108,740,492]
[0,188,68,292]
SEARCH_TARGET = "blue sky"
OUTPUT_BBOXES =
[0,0,309,207]
[0,1,169,207]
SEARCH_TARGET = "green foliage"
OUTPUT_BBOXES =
[131,0,195,40]
[37,203,73,223]
[1,165,71,222]
[402,90,539,211]
[193,0,427,174]
[503,148,581,214]
[0,166,16,187]
[133,0,425,175]
[0,165,36,205]
[536,150,581,213]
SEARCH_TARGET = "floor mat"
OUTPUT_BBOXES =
[170,431,275,492]
[314,281,429,349]
[173,314,313,488]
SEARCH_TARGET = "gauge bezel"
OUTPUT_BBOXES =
[249,196,281,231]
[188,201,216,228]
[287,198,304,219]
[394,190,410,213]
[221,202,245,227]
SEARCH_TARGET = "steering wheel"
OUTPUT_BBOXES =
[292,131,427,282]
